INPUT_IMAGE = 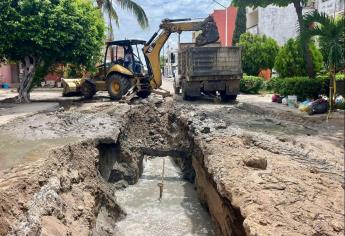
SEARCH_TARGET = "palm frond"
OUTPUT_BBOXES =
[103,0,119,26]
[115,0,149,29]
[302,10,345,70]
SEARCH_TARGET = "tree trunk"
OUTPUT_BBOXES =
[17,56,38,103]
[108,0,115,60]
[329,66,336,110]
[293,0,315,78]
[96,0,104,9]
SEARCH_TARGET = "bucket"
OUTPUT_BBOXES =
[288,95,297,108]
[2,83,10,89]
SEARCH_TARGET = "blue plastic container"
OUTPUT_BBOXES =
[2,83,10,89]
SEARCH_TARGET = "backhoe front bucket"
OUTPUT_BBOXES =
[195,16,220,46]
[61,78,82,96]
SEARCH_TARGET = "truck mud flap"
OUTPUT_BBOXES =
[226,79,240,95]
[182,81,200,97]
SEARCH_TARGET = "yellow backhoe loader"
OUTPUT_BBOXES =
[62,16,219,100]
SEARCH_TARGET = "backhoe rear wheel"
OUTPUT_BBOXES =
[107,74,131,100]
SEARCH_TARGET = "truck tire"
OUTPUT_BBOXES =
[182,87,193,101]
[107,74,131,100]
[174,85,181,95]
[221,93,237,102]
[173,78,181,94]
[81,81,96,99]
[182,81,196,101]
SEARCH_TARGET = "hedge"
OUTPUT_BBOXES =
[266,77,324,100]
[240,76,265,94]
[274,39,323,78]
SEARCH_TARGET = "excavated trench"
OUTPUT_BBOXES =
[92,104,246,236]
[0,102,245,235]
[2,99,344,236]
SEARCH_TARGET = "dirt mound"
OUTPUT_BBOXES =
[0,139,123,235]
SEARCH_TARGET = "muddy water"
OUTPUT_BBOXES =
[115,156,214,236]
[0,134,78,170]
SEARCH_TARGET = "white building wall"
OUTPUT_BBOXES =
[246,0,343,45]
[316,0,344,16]
[257,4,298,45]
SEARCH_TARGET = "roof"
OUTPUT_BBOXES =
[106,39,146,46]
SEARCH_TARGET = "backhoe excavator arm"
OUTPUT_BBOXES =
[143,16,219,90]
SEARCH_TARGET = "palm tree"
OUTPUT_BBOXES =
[303,11,345,110]
[96,0,149,40]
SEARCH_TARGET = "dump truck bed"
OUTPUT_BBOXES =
[179,47,242,81]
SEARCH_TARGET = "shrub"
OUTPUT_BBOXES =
[240,76,265,94]
[316,75,330,95]
[274,39,323,78]
[265,77,282,93]
[336,73,345,81]
[239,33,279,76]
[267,77,324,100]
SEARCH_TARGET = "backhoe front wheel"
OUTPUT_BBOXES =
[107,74,131,100]
[81,81,96,99]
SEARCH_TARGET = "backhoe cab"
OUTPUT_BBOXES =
[78,39,150,100]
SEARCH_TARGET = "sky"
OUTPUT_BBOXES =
[112,0,229,49]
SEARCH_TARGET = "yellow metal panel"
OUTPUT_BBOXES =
[107,65,133,77]
[61,78,82,92]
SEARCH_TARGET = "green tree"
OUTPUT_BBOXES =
[303,11,345,109]
[0,0,105,103]
[239,33,279,76]
[233,0,316,78]
[96,0,148,40]
[232,6,247,45]
[274,38,323,78]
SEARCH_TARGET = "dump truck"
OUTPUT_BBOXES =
[175,46,242,101]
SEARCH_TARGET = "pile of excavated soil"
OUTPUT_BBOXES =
[0,102,130,235]
[175,103,344,235]
[0,138,127,235]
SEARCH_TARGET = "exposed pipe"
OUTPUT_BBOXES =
[158,158,165,200]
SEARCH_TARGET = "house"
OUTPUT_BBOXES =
[0,63,20,88]
[316,0,344,16]
[212,6,237,46]
[245,0,344,45]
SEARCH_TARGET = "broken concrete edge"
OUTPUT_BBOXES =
[2,135,127,235]
[175,110,247,235]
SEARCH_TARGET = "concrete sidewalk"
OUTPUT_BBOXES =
[0,89,63,126]
[0,89,17,101]
[0,102,60,126]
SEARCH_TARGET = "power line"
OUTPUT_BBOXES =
[212,0,226,8]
